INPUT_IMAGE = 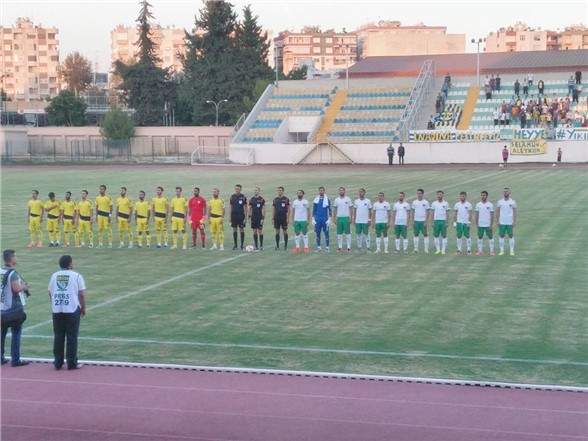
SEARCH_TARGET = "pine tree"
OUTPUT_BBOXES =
[114,0,173,126]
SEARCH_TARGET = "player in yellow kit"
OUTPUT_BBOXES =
[61,191,79,248]
[27,189,44,248]
[95,184,113,248]
[207,188,225,250]
[152,186,169,248]
[170,186,188,250]
[44,192,62,247]
[116,187,134,248]
[77,190,94,247]
[134,190,152,248]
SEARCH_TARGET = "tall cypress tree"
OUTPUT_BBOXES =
[114,0,173,126]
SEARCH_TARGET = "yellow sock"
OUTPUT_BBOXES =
[38,230,44,242]
[164,230,169,244]
[89,230,94,243]
[49,231,54,243]
[218,231,224,245]
[146,233,152,246]
[30,231,35,242]
[128,231,134,243]
[107,227,113,243]
[173,232,178,247]
[74,231,79,245]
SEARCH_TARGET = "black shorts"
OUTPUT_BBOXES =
[250,217,263,229]
[231,213,245,228]
[273,217,288,230]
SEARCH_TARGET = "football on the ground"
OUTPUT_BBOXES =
[552,163,557,167]
[499,164,504,168]
[245,245,255,253]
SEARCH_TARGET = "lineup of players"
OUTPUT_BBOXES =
[26,184,518,256]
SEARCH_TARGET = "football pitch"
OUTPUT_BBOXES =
[1,164,586,387]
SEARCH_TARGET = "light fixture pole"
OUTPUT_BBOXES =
[274,47,279,88]
[206,99,228,127]
[345,44,350,90]
[471,38,484,86]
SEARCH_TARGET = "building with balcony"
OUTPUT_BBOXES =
[0,17,60,101]
[484,22,588,52]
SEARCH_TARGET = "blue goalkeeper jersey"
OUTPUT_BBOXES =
[313,197,332,221]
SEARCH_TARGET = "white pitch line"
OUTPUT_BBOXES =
[24,254,248,332]
[23,334,588,367]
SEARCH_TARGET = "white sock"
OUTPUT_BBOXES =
[442,238,447,251]
[434,237,440,251]
[403,239,408,251]
[346,234,351,249]
[365,235,370,249]
[384,237,389,250]
[414,237,419,250]
[303,235,309,248]
[457,237,462,252]
[424,236,430,249]
[509,237,515,252]
[478,238,483,251]
[337,235,343,249]
[466,238,472,251]
[356,236,362,249]
[489,238,495,252]
[499,237,505,252]
[295,235,301,247]
[395,238,400,251]
[376,237,381,250]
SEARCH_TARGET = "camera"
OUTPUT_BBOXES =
[23,289,31,298]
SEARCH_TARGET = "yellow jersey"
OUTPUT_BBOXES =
[28,199,44,216]
[61,200,77,218]
[44,199,61,218]
[209,197,225,217]
[135,200,150,218]
[95,194,113,214]
[152,197,169,215]
[78,200,93,218]
[171,197,188,216]
[116,196,133,216]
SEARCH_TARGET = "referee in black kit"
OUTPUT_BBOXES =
[230,184,248,250]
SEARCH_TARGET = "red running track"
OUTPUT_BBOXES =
[1,363,587,441]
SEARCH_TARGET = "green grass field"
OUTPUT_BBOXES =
[1,165,586,386]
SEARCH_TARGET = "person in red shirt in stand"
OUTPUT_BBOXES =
[188,187,207,250]
[502,146,509,168]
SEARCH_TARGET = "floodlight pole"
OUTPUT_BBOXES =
[345,44,350,90]
[274,47,279,88]
[471,38,484,86]
[206,99,228,127]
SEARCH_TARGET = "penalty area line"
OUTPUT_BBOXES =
[25,253,248,332]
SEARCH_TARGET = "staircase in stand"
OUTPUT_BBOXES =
[312,90,348,143]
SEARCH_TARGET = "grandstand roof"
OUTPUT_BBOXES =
[348,50,588,78]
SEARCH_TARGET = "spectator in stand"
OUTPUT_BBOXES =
[501,100,507,113]
[505,109,511,126]
[493,108,500,126]
[441,81,449,98]
[427,115,435,130]
[523,79,529,96]
[520,109,527,128]
[564,96,571,112]
[485,84,492,101]
[500,111,506,126]
[527,73,534,87]
[496,74,501,91]
[572,83,579,103]
[489,75,495,91]
[575,70,582,84]
[514,79,520,96]
[566,109,572,125]
[568,76,575,95]
[484,75,490,88]
[444,72,452,87]
[537,79,545,96]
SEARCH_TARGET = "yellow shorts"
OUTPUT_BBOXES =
[136,218,150,233]
[154,217,168,231]
[171,217,185,232]
[47,218,59,232]
[118,218,131,232]
[78,220,92,233]
[63,219,76,233]
[29,216,41,232]
[98,215,111,230]
[210,217,223,234]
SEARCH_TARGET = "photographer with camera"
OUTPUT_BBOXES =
[1,249,31,367]
[48,255,86,370]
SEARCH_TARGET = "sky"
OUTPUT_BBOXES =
[1,0,586,72]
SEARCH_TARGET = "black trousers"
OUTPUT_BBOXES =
[398,155,405,165]
[53,308,81,369]
[388,155,394,165]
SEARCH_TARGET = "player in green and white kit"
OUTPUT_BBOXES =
[475,190,495,256]
[453,191,473,255]
[371,192,391,253]
[333,187,353,254]
[352,189,372,253]
[291,190,310,253]
[496,187,517,256]
[392,192,411,253]
[411,189,430,253]
[430,190,450,255]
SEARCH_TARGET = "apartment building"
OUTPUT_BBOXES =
[0,18,60,101]
[356,21,465,58]
[274,29,357,75]
[484,22,588,52]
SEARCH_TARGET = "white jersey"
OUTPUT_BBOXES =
[497,198,517,225]
[454,201,472,224]
[1,267,21,311]
[372,201,391,224]
[334,196,352,218]
[392,201,411,225]
[475,201,495,227]
[48,269,86,314]
[431,200,450,221]
[411,199,430,221]
[353,198,372,224]
[292,198,309,222]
